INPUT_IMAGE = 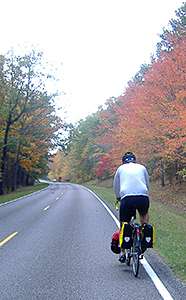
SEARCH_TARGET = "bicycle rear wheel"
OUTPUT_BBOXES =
[132,245,140,277]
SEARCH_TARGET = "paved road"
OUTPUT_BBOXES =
[0,183,185,299]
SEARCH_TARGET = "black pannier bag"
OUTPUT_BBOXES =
[119,222,133,249]
[111,231,120,254]
[142,223,155,248]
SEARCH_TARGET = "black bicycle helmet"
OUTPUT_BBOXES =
[122,152,136,164]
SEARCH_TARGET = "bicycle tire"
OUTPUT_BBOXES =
[132,245,140,277]
[132,229,140,277]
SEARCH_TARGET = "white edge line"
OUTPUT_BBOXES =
[141,258,174,300]
[85,187,174,300]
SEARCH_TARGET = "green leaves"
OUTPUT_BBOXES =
[0,50,62,194]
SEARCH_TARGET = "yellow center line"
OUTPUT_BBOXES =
[44,205,50,211]
[56,197,59,200]
[0,231,19,247]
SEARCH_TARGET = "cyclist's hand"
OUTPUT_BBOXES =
[115,199,119,210]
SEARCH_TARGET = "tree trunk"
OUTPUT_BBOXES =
[17,166,21,188]
[160,169,165,187]
[0,118,11,195]
[12,141,21,191]
[26,173,29,186]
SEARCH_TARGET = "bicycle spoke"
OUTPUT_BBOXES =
[132,246,140,277]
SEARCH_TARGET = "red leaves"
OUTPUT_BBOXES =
[97,31,186,176]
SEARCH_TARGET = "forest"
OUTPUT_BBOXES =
[1,3,186,194]
[0,51,62,194]
[48,3,186,186]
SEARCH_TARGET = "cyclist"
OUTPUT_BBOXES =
[114,152,150,263]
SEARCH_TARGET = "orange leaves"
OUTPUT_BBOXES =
[97,30,186,176]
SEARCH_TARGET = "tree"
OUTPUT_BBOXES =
[68,113,103,183]
[157,2,186,56]
[96,26,186,183]
[47,2,186,185]
[0,50,62,194]
[49,112,105,183]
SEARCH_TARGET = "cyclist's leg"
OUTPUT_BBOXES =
[139,212,149,224]
[120,196,136,220]
[136,196,149,225]
[119,197,132,225]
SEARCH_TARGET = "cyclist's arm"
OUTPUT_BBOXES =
[144,168,150,189]
[115,197,121,211]
[114,170,121,199]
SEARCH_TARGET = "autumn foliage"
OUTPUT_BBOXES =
[0,51,62,194]
[96,29,186,184]
[49,4,186,185]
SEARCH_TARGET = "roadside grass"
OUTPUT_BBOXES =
[0,182,49,204]
[150,200,186,281]
[83,179,186,284]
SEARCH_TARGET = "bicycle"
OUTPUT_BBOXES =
[116,202,153,277]
[125,216,144,277]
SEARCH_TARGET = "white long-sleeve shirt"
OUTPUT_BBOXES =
[114,162,149,199]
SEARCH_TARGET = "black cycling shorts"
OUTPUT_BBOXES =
[119,195,149,223]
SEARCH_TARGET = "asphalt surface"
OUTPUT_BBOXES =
[0,183,185,299]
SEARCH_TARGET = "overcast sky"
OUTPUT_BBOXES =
[1,0,184,123]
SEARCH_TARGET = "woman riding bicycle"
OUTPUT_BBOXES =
[113,152,150,263]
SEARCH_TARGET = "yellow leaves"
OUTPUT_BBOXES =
[81,143,90,160]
